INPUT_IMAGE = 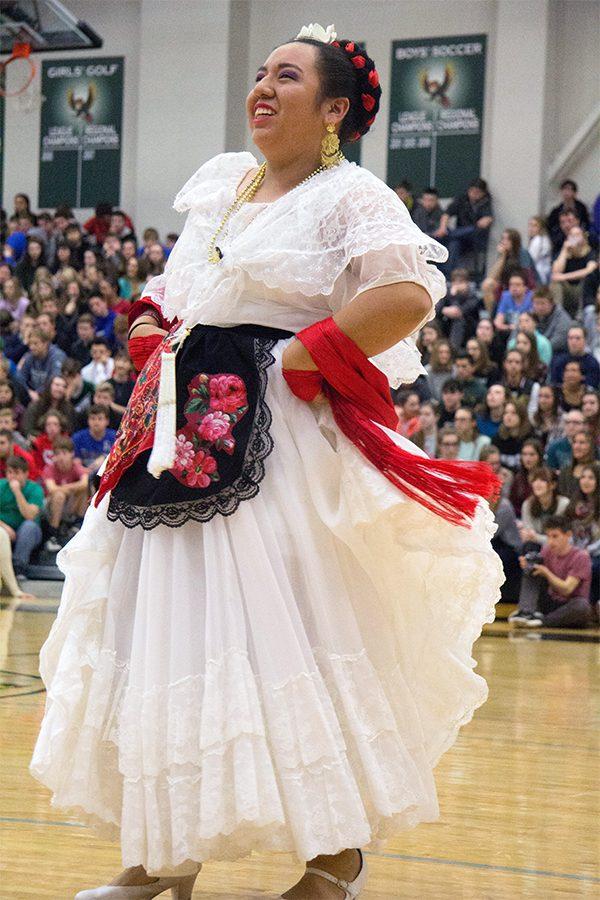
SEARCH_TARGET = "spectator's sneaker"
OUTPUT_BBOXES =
[508,609,532,626]
[522,613,543,628]
[509,610,543,627]
[44,537,62,553]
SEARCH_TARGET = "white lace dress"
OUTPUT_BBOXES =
[30,154,504,876]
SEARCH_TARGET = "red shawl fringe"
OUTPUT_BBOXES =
[288,317,500,528]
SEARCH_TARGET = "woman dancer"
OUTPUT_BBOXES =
[30,26,503,900]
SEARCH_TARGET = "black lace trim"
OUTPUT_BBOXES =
[106,338,277,529]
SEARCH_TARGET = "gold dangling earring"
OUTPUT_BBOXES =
[321,122,342,168]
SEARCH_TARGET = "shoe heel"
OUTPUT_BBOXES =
[171,871,199,900]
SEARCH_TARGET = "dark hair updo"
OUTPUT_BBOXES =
[291,37,382,144]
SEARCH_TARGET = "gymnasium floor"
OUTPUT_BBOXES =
[1,593,598,899]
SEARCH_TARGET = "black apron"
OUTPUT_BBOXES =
[107,323,293,529]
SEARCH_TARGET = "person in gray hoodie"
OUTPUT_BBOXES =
[532,287,573,355]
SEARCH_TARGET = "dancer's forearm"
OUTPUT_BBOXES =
[282,281,432,371]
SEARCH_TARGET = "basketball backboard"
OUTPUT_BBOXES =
[0,0,102,54]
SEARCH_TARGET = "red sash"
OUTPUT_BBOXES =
[127,296,176,373]
[283,317,500,527]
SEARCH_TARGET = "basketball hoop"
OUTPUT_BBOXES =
[0,40,43,112]
[0,1,102,109]
[0,41,36,96]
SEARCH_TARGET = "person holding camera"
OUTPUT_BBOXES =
[509,515,592,628]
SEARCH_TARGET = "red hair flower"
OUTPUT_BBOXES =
[368,69,380,88]
[345,42,355,52]
[366,116,375,127]
[362,93,376,112]
[351,55,366,68]
[331,40,340,47]
[350,130,361,141]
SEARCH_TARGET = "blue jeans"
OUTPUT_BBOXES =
[12,520,42,574]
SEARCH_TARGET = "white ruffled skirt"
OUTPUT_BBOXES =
[30,343,503,876]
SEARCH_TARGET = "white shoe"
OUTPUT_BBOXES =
[44,536,62,552]
[508,610,543,627]
[74,867,200,900]
[299,850,367,899]
[508,609,531,625]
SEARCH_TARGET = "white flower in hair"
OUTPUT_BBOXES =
[296,23,337,43]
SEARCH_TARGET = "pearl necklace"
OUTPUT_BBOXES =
[207,156,345,264]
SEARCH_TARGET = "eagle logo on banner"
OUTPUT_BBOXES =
[419,65,454,108]
[66,82,97,123]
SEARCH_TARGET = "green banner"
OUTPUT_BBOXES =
[387,35,487,197]
[39,57,124,208]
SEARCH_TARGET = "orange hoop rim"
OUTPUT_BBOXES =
[0,42,37,98]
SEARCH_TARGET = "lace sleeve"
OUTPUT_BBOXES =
[340,177,449,388]
[236,162,448,303]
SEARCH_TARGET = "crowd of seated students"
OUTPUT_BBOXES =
[400,176,599,627]
[0,176,598,622]
[0,195,175,590]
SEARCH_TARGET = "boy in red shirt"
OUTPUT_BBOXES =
[511,515,592,627]
[42,437,88,551]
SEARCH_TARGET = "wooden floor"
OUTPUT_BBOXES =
[1,595,598,899]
